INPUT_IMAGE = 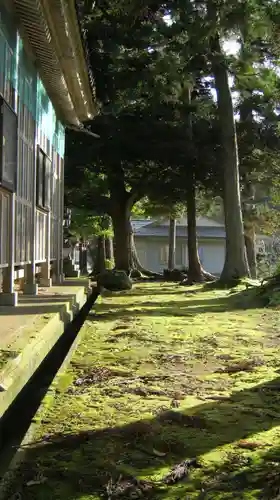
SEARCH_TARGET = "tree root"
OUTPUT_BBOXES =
[130,266,163,280]
[180,269,216,286]
[130,236,163,280]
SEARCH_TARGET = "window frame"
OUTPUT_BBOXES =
[36,145,51,211]
[0,95,18,192]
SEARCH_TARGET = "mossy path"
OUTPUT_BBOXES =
[10,283,280,499]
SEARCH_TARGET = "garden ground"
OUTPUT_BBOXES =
[9,282,280,499]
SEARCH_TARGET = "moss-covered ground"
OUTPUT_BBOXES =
[10,282,280,499]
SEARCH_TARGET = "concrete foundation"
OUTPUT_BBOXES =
[23,283,38,295]
[0,293,18,307]
[0,279,89,418]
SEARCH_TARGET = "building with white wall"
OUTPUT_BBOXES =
[132,217,270,275]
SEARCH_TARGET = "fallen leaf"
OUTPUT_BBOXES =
[152,448,167,457]
[162,459,201,485]
[106,475,153,499]
[237,440,267,450]
[26,473,47,487]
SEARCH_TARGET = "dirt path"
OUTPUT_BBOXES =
[10,283,280,499]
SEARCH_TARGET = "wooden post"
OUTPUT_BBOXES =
[1,192,18,305]
[40,210,52,287]
[58,156,64,283]
[55,157,62,283]
[24,131,38,295]
[51,150,63,285]
[168,217,176,270]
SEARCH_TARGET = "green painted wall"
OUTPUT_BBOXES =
[0,4,65,158]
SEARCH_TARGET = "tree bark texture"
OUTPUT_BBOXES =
[96,236,106,273]
[187,178,204,282]
[185,177,214,283]
[128,221,162,277]
[244,224,257,279]
[111,199,131,273]
[168,217,176,270]
[105,237,114,261]
[209,29,249,281]
[183,87,215,284]
[111,198,159,276]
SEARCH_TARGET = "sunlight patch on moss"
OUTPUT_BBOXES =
[9,282,280,499]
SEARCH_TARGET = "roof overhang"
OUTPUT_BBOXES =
[12,0,96,125]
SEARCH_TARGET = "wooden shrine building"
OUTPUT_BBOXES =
[0,0,95,305]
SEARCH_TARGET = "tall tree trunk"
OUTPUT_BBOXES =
[208,23,249,281]
[111,198,161,276]
[185,88,204,282]
[96,236,106,273]
[168,217,176,270]
[187,178,202,281]
[183,86,215,284]
[105,237,114,261]
[109,167,139,274]
[111,199,131,273]
[242,182,256,280]
[244,224,257,279]
[128,220,162,277]
[102,216,114,262]
[239,32,256,280]
[187,176,206,283]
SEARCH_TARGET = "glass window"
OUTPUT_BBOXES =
[44,155,51,209]
[0,96,17,191]
[36,146,51,210]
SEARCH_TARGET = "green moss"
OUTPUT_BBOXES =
[0,349,19,371]
[9,282,280,499]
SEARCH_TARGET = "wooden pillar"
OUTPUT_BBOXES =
[24,132,38,295]
[40,210,52,287]
[53,178,62,283]
[0,192,18,306]
[50,149,61,285]
[53,154,64,284]
[57,156,64,283]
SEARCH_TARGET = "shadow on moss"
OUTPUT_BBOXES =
[90,291,265,322]
[12,376,280,499]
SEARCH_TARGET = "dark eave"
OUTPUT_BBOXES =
[12,0,96,125]
[75,0,95,102]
